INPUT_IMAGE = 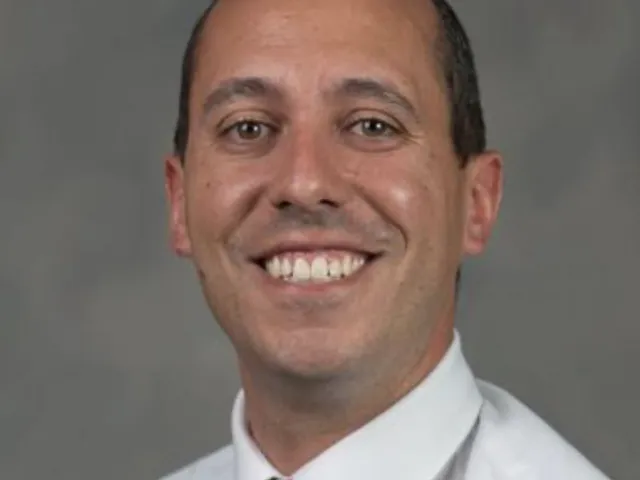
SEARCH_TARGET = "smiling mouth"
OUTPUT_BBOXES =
[254,250,378,284]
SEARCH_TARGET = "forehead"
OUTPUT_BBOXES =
[192,0,444,110]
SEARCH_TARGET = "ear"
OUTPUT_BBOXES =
[462,150,503,256]
[164,155,192,257]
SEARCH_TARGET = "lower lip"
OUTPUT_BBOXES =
[249,260,376,296]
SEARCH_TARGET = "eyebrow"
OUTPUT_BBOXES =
[201,76,419,120]
[201,76,285,116]
[328,77,419,120]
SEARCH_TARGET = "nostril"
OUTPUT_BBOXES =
[275,200,293,209]
[319,198,340,208]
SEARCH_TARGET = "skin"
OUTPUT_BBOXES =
[165,0,503,474]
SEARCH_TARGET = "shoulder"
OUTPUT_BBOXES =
[160,444,234,480]
[469,380,610,480]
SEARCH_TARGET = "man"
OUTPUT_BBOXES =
[162,0,609,478]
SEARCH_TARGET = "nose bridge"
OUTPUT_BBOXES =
[269,125,346,207]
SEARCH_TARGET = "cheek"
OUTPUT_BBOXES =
[183,159,265,253]
[358,157,445,250]
[185,175,225,245]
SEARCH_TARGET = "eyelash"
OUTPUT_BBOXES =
[345,117,402,137]
[219,116,403,143]
[219,119,277,139]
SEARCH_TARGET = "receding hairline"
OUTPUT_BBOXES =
[189,0,452,93]
[174,0,484,166]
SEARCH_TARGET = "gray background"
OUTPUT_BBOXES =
[1,0,638,478]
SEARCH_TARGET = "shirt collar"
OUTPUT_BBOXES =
[232,331,482,480]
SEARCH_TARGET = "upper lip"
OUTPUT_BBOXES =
[248,235,382,263]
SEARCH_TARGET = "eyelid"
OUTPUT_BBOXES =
[221,118,275,131]
[216,108,279,128]
[217,119,280,141]
[343,112,405,134]
[348,107,401,123]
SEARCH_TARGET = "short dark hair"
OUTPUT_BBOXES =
[172,0,486,167]
[172,1,216,161]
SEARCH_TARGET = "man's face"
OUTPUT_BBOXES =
[166,0,501,380]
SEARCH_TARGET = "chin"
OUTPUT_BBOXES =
[259,327,367,382]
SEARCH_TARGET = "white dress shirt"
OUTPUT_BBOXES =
[162,333,610,480]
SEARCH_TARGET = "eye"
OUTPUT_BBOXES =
[348,117,400,138]
[221,120,275,142]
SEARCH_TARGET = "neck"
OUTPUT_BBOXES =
[238,321,454,475]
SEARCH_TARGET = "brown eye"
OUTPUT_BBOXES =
[350,118,399,137]
[217,116,279,154]
[219,119,277,145]
[232,120,267,140]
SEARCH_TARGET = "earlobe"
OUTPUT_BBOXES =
[164,155,192,257]
[463,150,503,256]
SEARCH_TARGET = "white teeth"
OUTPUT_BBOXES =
[263,252,369,282]
[266,256,281,277]
[352,256,365,271]
[310,257,329,280]
[328,259,342,278]
[281,257,292,277]
[342,256,353,276]
[292,258,311,281]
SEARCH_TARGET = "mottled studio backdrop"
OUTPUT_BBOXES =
[1,0,638,479]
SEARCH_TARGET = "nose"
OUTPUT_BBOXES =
[267,131,351,212]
